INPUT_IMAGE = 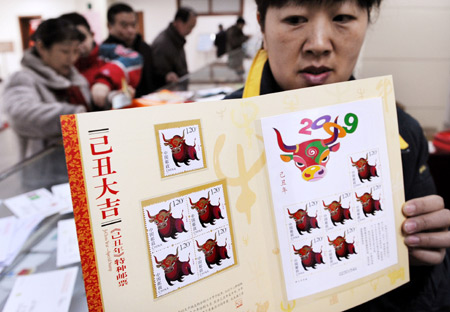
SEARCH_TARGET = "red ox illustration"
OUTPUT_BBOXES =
[323,196,352,226]
[147,203,187,242]
[274,123,340,182]
[196,234,230,269]
[287,207,320,235]
[154,248,194,286]
[162,130,199,167]
[356,190,382,217]
[328,234,357,261]
[293,242,325,271]
[189,192,224,228]
[351,154,378,183]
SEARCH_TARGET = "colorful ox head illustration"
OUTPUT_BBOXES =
[274,123,340,182]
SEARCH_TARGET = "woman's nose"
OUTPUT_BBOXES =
[302,19,333,57]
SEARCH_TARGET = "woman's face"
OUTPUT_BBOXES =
[262,1,369,91]
[76,25,95,58]
[38,40,81,77]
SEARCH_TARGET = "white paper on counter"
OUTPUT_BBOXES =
[0,216,17,263]
[4,188,64,219]
[56,219,80,267]
[51,183,73,215]
[0,215,43,267]
[32,228,57,253]
[2,266,79,312]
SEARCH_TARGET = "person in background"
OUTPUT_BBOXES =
[104,3,155,98]
[152,7,197,89]
[214,24,227,58]
[226,17,250,76]
[3,18,90,158]
[226,0,450,310]
[60,12,143,108]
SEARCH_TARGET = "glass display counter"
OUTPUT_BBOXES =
[131,58,248,107]
[0,144,88,311]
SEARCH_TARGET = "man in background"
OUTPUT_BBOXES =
[226,17,249,77]
[104,3,155,97]
[214,24,227,58]
[152,7,197,89]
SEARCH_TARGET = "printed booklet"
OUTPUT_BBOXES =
[61,76,408,311]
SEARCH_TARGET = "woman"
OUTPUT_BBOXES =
[3,18,90,158]
[227,0,450,310]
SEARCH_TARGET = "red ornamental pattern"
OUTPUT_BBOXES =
[61,115,104,312]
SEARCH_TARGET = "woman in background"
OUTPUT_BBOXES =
[226,0,450,310]
[3,18,90,158]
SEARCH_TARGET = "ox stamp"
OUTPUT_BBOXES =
[152,242,197,296]
[292,239,327,274]
[350,150,381,188]
[327,232,358,265]
[285,201,322,241]
[354,186,384,220]
[155,120,206,177]
[195,229,233,278]
[322,192,355,231]
[141,180,236,298]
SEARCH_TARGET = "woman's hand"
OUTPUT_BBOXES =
[402,195,450,265]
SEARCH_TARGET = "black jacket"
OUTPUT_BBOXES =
[151,23,188,90]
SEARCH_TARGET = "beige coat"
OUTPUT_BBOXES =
[3,50,90,157]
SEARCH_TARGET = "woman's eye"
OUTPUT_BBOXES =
[296,162,305,168]
[283,16,307,25]
[322,156,329,163]
[333,14,355,23]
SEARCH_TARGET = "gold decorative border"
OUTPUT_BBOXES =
[141,179,237,299]
[61,115,104,312]
[154,119,207,178]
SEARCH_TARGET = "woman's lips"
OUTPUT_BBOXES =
[300,66,332,85]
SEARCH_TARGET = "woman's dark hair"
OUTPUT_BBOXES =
[32,18,85,49]
[59,12,91,32]
[256,0,382,30]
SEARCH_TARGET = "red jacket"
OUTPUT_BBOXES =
[75,44,143,91]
